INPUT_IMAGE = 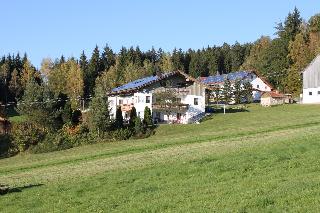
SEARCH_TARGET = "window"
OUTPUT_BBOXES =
[318,91,320,95]
[137,96,143,103]
[119,99,123,105]
[146,96,151,103]
[257,84,260,89]
[194,98,198,105]
[309,92,313,96]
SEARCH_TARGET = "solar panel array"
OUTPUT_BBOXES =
[112,72,175,93]
[201,71,255,84]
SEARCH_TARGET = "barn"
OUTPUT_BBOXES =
[302,54,320,104]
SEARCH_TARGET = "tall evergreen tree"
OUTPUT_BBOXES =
[129,106,137,128]
[114,106,124,129]
[101,44,116,71]
[88,86,111,134]
[85,45,101,96]
[143,106,153,127]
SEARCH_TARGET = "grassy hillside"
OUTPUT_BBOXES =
[1,104,320,212]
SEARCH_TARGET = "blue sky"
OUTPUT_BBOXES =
[1,0,319,68]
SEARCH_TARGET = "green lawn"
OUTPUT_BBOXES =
[1,104,320,212]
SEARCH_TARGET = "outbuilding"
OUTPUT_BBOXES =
[302,54,320,104]
[261,92,285,107]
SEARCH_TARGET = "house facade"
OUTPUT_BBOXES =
[108,71,208,124]
[302,55,320,104]
[200,70,273,102]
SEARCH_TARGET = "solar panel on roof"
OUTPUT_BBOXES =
[111,71,175,93]
[200,71,254,84]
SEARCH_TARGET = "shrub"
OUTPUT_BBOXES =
[114,106,124,129]
[134,117,144,135]
[143,106,153,127]
[111,128,133,141]
[0,135,13,158]
[11,122,46,152]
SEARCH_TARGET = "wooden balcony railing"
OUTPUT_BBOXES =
[152,103,189,111]
[120,103,134,112]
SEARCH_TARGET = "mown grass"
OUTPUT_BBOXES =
[1,104,320,212]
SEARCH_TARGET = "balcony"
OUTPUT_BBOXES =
[120,103,134,112]
[152,103,189,112]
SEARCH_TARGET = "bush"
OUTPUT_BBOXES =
[111,128,133,141]
[11,122,46,152]
[0,135,13,158]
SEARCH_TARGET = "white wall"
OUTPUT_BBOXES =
[303,87,320,104]
[184,94,205,123]
[109,92,153,120]
[251,78,272,92]
[133,92,153,119]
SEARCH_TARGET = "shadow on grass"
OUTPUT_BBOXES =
[0,184,44,195]
[214,108,249,114]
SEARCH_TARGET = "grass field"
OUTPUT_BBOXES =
[1,104,320,212]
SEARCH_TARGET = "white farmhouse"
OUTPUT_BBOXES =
[200,70,273,102]
[302,55,320,104]
[108,71,208,124]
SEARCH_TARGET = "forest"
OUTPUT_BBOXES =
[0,8,320,156]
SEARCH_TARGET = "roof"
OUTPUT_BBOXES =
[200,70,274,90]
[200,71,255,85]
[262,91,285,98]
[109,70,207,95]
[302,54,320,73]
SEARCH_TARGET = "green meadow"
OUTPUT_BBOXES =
[1,104,320,212]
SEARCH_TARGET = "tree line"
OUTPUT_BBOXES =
[0,8,320,157]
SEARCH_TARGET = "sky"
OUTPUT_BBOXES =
[1,0,319,68]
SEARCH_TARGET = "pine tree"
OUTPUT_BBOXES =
[276,7,302,42]
[134,117,143,135]
[243,82,253,103]
[79,51,88,71]
[143,106,153,127]
[9,68,22,100]
[129,106,137,128]
[222,78,232,104]
[233,79,242,104]
[101,44,116,71]
[86,45,101,96]
[171,48,184,70]
[88,88,111,134]
[115,106,123,129]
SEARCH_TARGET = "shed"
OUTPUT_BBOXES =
[261,92,285,107]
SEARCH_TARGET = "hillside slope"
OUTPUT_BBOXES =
[1,104,320,212]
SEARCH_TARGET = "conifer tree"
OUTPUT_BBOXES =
[115,106,123,129]
[101,44,116,71]
[233,79,242,104]
[88,87,111,134]
[86,45,101,96]
[222,78,232,104]
[129,106,137,128]
[143,106,153,127]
